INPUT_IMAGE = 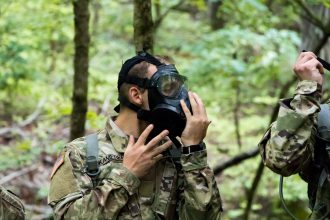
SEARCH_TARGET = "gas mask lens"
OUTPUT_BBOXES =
[157,74,187,98]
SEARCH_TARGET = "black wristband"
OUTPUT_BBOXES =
[182,142,206,154]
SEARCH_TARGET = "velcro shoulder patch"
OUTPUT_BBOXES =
[48,151,80,203]
[50,153,64,179]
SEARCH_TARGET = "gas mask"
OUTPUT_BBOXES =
[114,52,191,146]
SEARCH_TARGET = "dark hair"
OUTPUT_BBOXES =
[118,61,150,109]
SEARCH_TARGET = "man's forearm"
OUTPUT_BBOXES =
[179,150,222,220]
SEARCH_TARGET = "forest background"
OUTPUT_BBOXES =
[1,0,330,219]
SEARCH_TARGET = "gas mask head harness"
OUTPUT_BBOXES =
[115,51,191,147]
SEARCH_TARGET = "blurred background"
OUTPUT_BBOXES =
[1,0,330,219]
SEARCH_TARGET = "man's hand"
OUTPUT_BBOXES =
[123,124,172,178]
[180,92,211,146]
[293,51,324,85]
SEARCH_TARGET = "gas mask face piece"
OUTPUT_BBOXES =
[115,52,191,141]
[145,64,191,139]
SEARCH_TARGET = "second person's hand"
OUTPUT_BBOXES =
[293,51,324,85]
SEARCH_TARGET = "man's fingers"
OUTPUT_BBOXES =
[147,129,169,148]
[127,135,135,148]
[151,140,172,157]
[180,99,192,118]
[188,91,200,115]
[153,154,164,162]
[317,62,325,75]
[136,124,154,145]
[192,92,207,116]
[305,58,324,75]
[299,51,317,63]
[295,53,315,69]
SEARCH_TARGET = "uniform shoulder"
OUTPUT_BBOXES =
[65,136,87,151]
[63,130,116,158]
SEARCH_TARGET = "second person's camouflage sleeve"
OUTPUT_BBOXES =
[0,185,25,220]
[258,80,322,176]
[178,148,223,220]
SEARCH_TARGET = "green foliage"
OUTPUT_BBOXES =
[176,26,300,113]
[218,0,299,32]
[1,0,327,219]
[0,141,39,170]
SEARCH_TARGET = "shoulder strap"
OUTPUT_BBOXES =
[316,104,330,174]
[86,133,100,179]
[317,104,330,140]
[315,104,330,201]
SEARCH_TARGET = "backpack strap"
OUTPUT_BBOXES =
[317,104,330,140]
[85,134,100,180]
[315,104,330,215]
[316,104,330,180]
[280,103,330,219]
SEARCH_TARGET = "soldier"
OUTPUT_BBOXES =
[0,184,25,220]
[48,52,223,219]
[258,51,329,219]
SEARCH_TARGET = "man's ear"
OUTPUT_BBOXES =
[128,86,143,106]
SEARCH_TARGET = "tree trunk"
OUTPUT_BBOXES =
[207,0,225,30]
[70,0,90,141]
[242,161,264,220]
[133,0,154,53]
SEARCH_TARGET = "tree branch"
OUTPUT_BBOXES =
[292,0,326,31]
[0,127,27,138]
[19,97,46,127]
[313,34,330,55]
[0,164,39,185]
[153,0,185,30]
[234,83,242,149]
[213,147,259,175]
[101,94,111,115]
[0,97,46,137]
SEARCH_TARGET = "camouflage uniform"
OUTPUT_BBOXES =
[0,185,25,220]
[48,117,223,219]
[259,80,330,219]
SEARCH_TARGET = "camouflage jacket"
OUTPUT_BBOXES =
[0,185,25,220]
[48,117,223,220]
[259,80,330,219]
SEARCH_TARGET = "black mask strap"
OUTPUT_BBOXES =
[115,95,152,121]
[117,51,163,91]
[123,76,151,89]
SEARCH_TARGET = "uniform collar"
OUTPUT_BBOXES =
[105,116,129,153]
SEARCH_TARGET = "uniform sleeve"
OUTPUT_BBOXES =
[178,149,222,220]
[258,80,322,176]
[48,145,140,219]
